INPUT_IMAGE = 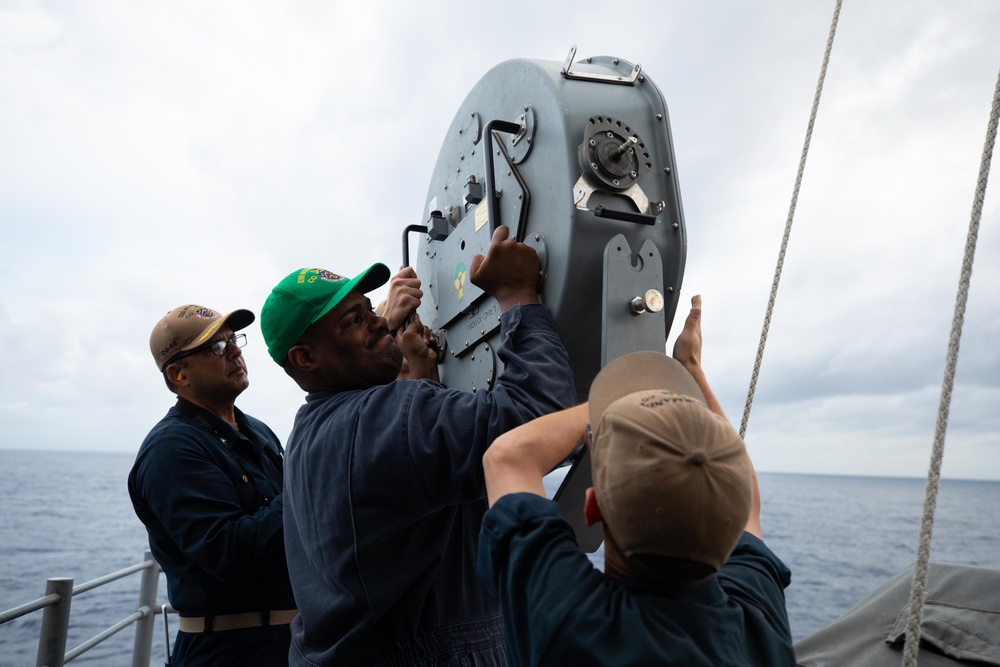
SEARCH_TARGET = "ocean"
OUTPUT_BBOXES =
[1,449,999,666]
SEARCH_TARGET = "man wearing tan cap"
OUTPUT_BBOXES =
[129,304,296,666]
[478,296,795,666]
[260,226,576,666]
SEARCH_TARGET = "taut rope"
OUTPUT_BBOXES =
[901,65,1000,667]
[733,0,997,661]
[740,0,843,439]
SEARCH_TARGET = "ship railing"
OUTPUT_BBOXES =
[0,551,172,667]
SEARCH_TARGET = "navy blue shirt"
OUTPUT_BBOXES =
[129,399,295,616]
[478,493,796,667]
[283,303,576,667]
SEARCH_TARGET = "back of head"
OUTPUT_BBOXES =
[588,352,753,581]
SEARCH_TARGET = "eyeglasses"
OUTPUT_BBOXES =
[201,333,247,357]
[167,333,247,368]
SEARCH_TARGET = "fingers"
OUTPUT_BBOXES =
[486,224,511,247]
[403,314,439,355]
[394,266,418,280]
[470,226,510,276]
[403,312,423,333]
[672,294,704,369]
[683,294,702,331]
[470,253,484,277]
[397,314,440,373]
[383,268,424,332]
[389,266,420,292]
[468,226,540,310]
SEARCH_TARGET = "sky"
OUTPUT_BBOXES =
[1,1,998,481]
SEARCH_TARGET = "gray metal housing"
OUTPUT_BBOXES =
[411,48,687,400]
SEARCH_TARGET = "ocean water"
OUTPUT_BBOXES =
[1,449,999,666]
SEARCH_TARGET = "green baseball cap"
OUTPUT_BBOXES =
[260,265,391,365]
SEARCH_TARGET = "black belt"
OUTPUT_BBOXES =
[178,609,298,633]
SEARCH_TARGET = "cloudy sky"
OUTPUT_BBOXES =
[1,1,998,481]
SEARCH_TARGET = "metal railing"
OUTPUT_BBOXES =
[0,551,171,667]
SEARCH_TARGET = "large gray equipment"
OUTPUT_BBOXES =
[405,47,687,551]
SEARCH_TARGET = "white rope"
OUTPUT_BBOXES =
[901,65,1000,667]
[740,0,843,439]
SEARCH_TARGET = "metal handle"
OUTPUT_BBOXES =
[162,603,171,664]
[401,224,428,268]
[484,119,528,240]
[561,45,642,85]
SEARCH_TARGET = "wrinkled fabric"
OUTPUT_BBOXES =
[284,303,576,667]
[796,562,1000,667]
[129,398,295,666]
[478,493,796,667]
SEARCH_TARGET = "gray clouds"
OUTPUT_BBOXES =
[1,0,998,479]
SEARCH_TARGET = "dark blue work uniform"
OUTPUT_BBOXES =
[283,303,576,667]
[129,398,296,666]
[478,493,797,667]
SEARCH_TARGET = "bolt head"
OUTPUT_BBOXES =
[643,289,664,313]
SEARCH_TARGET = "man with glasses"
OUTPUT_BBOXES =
[129,304,296,666]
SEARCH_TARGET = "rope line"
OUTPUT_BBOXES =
[901,64,1000,667]
[740,0,843,439]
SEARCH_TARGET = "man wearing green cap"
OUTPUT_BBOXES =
[261,225,576,666]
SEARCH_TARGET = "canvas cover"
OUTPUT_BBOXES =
[795,562,1000,666]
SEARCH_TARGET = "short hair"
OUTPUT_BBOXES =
[626,553,717,588]
[605,530,716,588]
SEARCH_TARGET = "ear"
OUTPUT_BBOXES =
[286,344,317,371]
[166,364,187,387]
[584,487,603,527]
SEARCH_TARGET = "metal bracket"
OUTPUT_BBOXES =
[573,175,656,221]
[601,234,667,365]
[524,232,549,290]
[561,45,642,85]
[507,105,536,164]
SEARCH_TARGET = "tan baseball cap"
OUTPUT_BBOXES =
[588,351,753,572]
[150,305,255,372]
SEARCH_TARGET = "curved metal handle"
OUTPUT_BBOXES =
[483,119,526,240]
[401,224,428,268]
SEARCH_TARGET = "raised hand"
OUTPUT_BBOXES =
[382,266,423,334]
[396,313,439,382]
[469,225,540,312]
